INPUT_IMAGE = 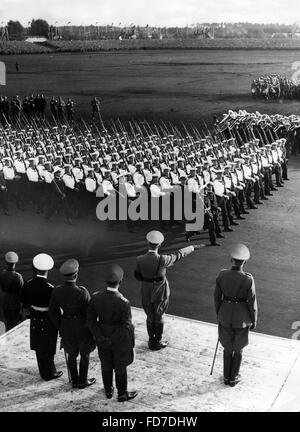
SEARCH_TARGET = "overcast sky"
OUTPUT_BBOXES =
[0,0,299,26]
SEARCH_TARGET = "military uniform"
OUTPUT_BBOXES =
[49,259,96,388]
[0,252,23,331]
[21,254,62,381]
[87,264,137,402]
[214,244,258,386]
[135,231,198,350]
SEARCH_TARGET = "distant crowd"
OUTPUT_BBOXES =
[251,74,300,100]
[0,94,101,124]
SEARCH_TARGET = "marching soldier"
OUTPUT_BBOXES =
[0,252,24,331]
[49,259,96,389]
[214,244,258,387]
[87,264,137,402]
[134,231,203,350]
[21,253,63,381]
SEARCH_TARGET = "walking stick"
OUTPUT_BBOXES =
[210,338,219,375]
[60,338,71,383]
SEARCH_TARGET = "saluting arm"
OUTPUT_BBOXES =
[161,245,200,268]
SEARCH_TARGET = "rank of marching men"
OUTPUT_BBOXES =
[0,124,287,204]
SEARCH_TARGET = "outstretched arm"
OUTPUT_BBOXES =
[161,244,202,268]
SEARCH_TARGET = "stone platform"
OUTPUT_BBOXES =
[0,308,300,412]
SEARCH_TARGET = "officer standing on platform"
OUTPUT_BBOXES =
[214,244,258,387]
[21,254,63,381]
[87,264,137,402]
[134,231,203,351]
[49,259,96,389]
[0,252,24,331]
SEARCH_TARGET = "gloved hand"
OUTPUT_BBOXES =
[250,322,256,331]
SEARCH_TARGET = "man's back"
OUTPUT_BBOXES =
[214,268,257,329]
[22,276,53,308]
[51,282,90,316]
[0,269,23,310]
[90,290,130,327]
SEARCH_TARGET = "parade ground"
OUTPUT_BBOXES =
[0,156,300,340]
[1,48,300,339]
[1,308,300,412]
[2,49,300,123]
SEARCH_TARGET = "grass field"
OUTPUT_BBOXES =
[1,49,300,338]
[1,49,300,125]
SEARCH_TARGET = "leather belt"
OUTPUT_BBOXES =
[31,306,49,312]
[223,296,247,304]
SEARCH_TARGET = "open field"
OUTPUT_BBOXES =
[2,49,300,125]
[1,49,300,338]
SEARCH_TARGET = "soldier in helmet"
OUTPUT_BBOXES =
[49,259,96,389]
[87,264,137,402]
[214,244,258,387]
[21,254,63,381]
[0,251,24,331]
[134,231,203,351]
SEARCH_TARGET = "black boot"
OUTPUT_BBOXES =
[152,323,168,350]
[78,354,96,389]
[223,351,233,385]
[67,356,79,388]
[146,320,156,350]
[102,370,114,398]
[116,369,138,403]
[116,368,128,399]
[229,352,243,387]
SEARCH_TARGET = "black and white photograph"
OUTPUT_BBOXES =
[0,0,300,419]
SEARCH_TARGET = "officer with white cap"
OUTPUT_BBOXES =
[135,231,203,350]
[0,251,24,331]
[49,259,96,389]
[214,243,258,387]
[87,264,137,402]
[21,253,63,381]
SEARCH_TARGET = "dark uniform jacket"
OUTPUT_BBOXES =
[87,289,135,368]
[48,281,95,354]
[214,268,258,329]
[135,246,194,315]
[0,268,23,310]
[21,275,58,355]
